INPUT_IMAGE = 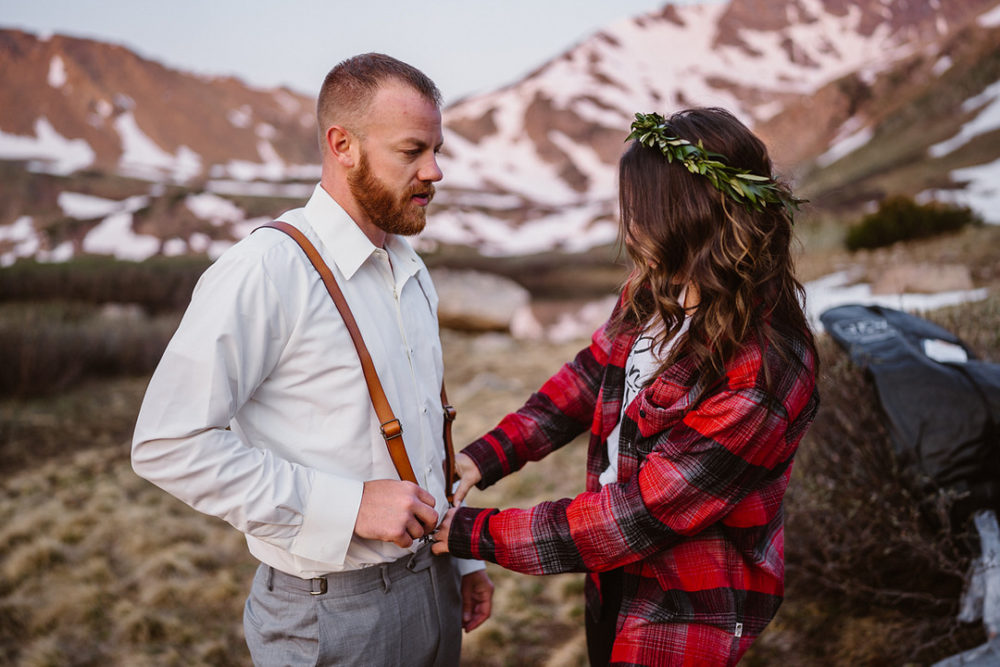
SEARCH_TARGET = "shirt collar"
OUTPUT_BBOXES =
[302,184,422,282]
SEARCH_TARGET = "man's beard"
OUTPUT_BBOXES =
[348,151,434,237]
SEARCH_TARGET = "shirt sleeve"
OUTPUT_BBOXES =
[460,317,614,487]
[447,377,806,575]
[131,241,363,566]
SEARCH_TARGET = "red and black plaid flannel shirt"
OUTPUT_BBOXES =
[449,301,819,665]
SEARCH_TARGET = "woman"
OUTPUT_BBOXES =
[433,107,819,666]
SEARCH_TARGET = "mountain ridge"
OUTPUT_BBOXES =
[1,0,999,264]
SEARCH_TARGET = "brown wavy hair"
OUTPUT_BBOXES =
[612,107,815,388]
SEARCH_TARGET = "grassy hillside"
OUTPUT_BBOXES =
[796,21,1000,217]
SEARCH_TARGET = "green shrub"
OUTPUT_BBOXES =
[845,195,980,251]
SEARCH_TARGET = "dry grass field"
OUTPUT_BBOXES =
[0,331,595,666]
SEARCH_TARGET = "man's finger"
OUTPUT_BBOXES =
[416,486,437,507]
[413,503,439,532]
[465,604,489,632]
[462,584,474,625]
[405,516,425,540]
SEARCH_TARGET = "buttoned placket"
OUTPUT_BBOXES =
[372,248,433,491]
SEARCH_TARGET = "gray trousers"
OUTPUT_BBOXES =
[243,546,462,666]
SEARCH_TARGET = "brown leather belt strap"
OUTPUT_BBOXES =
[255,221,456,503]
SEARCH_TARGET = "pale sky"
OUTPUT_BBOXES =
[2,0,716,103]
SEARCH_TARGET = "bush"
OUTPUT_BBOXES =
[0,256,210,313]
[845,195,980,251]
[0,302,179,397]
[771,293,1000,664]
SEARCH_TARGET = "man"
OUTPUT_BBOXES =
[132,53,492,666]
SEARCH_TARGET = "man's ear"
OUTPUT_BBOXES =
[325,125,356,168]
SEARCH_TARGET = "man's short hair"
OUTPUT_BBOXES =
[316,53,441,151]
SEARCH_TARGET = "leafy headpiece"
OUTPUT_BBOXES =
[626,112,804,216]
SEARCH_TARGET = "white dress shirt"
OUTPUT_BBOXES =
[133,184,480,578]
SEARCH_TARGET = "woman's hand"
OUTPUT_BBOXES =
[431,508,455,555]
[453,453,482,505]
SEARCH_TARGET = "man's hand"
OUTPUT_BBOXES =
[354,479,438,548]
[453,453,482,505]
[460,570,494,632]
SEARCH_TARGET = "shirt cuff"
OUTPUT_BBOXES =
[449,506,499,563]
[455,557,486,575]
[289,470,363,565]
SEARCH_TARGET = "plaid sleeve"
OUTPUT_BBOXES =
[448,347,818,575]
[460,317,613,487]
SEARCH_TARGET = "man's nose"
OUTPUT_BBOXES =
[419,154,443,183]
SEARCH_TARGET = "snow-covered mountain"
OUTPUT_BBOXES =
[0,29,318,182]
[1,0,999,265]
[430,0,1000,253]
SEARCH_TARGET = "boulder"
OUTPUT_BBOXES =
[430,268,531,332]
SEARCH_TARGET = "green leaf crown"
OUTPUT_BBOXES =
[626,112,805,216]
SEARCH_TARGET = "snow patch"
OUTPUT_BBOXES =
[228,106,253,128]
[932,55,953,76]
[0,117,94,175]
[185,192,245,226]
[58,192,122,219]
[920,158,1000,224]
[82,209,160,261]
[816,122,873,167]
[48,55,67,88]
[547,130,618,200]
[978,4,1000,27]
[205,179,315,198]
[114,112,202,181]
[163,238,188,256]
[929,80,1000,158]
[424,202,617,256]
[0,217,40,267]
[40,241,74,263]
[805,271,990,331]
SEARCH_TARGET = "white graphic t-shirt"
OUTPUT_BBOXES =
[600,291,690,487]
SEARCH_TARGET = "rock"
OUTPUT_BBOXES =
[871,262,974,295]
[430,268,531,332]
[98,303,147,321]
[545,295,618,343]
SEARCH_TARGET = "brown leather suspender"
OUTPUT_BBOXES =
[255,221,457,504]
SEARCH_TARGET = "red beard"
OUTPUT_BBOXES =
[348,151,434,237]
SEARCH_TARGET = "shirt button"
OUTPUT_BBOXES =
[639,409,647,418]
